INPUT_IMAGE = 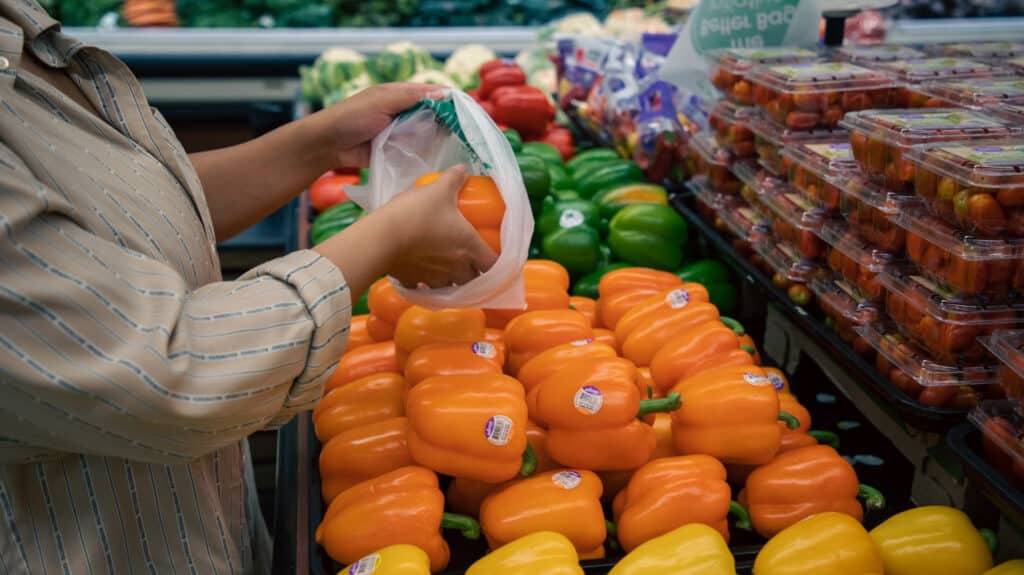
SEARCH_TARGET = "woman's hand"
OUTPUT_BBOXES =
[315,83,441,168]
[313,165,498,299]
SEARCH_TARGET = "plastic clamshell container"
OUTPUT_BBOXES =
[744,114,847,176]
[968,400,1024,489]
[753,234,825,284]
[708,100,757,157]
[747,61,900,130]
[691,132,741,195]
[918,78,1024,110]
[934,42,1024,60]
[731,161,775,220]
[758,182,830,261]
[907,140,1024,238]
[858,322,999,390]
[708,47,821,105]
[834,44,927,64]
[841,108,1021,194]
[878,269,1024,364]
[820,219,902,303]
[832,174,923,252]
[810,275,880,348]
[981,331,1024,410]
[783,140,858,212]
[891,209,1024,300]
[991,103,1024,124]
[871,57,1011,85]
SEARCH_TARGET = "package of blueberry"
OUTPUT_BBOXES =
[631,81,690,186]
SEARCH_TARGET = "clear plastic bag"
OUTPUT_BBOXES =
[346,90,532,310]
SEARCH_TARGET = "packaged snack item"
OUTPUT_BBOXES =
[691,132,741,195]
[859,323,999,399]
[908,140,1024,238]
[747,62,899,130]
[932,42,1024,60]
[782,140,858,212]
[967,400,1024,488]
[819,219,902,303]
[809,276,879,354]
[631,82,692,186]
[745,114,846,176]
[981,330,1024,411]
[708,100,757,157]
[558,37,615,114]
[833,44,927,64]
[891,209,1024,300]
[878,269,1024,364]
[841,108,1020,194]
[917,77,1024,110]
[832,175,922,252]
[757,181,830,261]
[869,58,1013,108]
[707,47,820,105]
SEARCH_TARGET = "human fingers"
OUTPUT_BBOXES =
[424,164,469,200]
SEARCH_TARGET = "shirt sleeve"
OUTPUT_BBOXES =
[0,143,351,465]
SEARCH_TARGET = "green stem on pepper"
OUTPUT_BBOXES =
[778,411,801,430]
[638,392,682,418]
[519,443,537,477]
[441,513,481,540]
[857,483,886,511]
[730,501,752,531]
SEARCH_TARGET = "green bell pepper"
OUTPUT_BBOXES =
[503,129,523,154]
[675,259,737,315]
[541,225,602,278]
[591,183,669,219]
[607,204,688,271]
[572,262,631,298]
[551,189,580,201]
[575,160,645,199]
[566,148,620,175]
[353,289,370,315]
[548,163,574,192]
[517,154,551,214]
[536,199,602,237]
[521,142,564,166]
[311,201,364,245]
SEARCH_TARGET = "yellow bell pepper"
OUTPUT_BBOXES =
[608,524,734,575]
[338,544,430,575]
[465,531,583,575]
[869,506,995,575]
[986,560,1024,575]
[753,512,884,575]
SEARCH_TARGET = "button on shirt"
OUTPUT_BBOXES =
[0,1,351,573]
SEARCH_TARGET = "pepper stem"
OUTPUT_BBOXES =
[980,528,998,556]
[638,392,681,418]
[809,430,840,449]
[441,513,480,541]
[778,411,801,430]
[721,316,745,336]
[519,443,537,477]
[730,501,752,531]
[741,345,756,356]
[605,519,620,552]
[857,484,886,511]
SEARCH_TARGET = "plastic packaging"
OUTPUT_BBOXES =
[688,177,769,250]
[691,132,741,195]
[745,114,847,176]
[834,44,927,64]
[747,62,899,130]
[967,400,1024,489]
[869,58,1013,108]
[629,82,693,185]
[841,108,1021,193]
[708,47,820,105]
[891,209,1024,300]
[991,103,1024,124]
[708,100,757,157]
[1011,58,1024,76]
[933,42,1024,60]
[782,140,858,212]
[878,269,1024,364]
[350,91,531,309]
[981,331,1024,411]
[810,275,880,352]
[858,322,999,392]
[908,140,1024,238]
[820,219,902,303]
[756,181,830,261]
[832,174,922,252]
[731,161,774,220]
[917,78,1024,110]
[754,235,826,285]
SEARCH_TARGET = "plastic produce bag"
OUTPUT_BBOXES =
[346,90,532,310]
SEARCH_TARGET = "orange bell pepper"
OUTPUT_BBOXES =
[638,368,657,399]
[651,413,675,458]
[417,173,505,253]
[326,341,399,393]
[319,417,415,503]
[649,319,753,395]
[367,313,397,341]
[613,283,712,344]
[485,261,571,328]
[525,259,571,292]
[484,327,505,345]
[446,421,557,516]
[570,295,598,327]
[517,340,618,392]
[593,328,619,353]
[740,445,885,538]
[621,301,722,368]
[480,469,607,557]
[394,306,486,367]
[598,470,635,505]
[504,309,593,374]
[597,269,684,331]
[348,315,375,349]
[316,466,480,572]
[670,365,797,466]
[739,333,762,364]
[406,374,533,483]
[404,341,505,388]
[367,277,413,341]
[313,372,407,443]
[528,357,682,470]
[612,455,750,551]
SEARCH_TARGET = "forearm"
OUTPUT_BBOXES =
[190,113,338,241]
[313,208,401,302]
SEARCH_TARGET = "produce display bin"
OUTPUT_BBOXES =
[948,422,1024,530]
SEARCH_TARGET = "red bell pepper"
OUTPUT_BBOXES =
[491,86,554,139]
[479,64,526,100]
[540,128,575,161]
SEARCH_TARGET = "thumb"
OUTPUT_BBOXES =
[432,164,469,198]
[470,233,500,275]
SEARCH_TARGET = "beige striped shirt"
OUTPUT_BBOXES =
[0,1,352,573]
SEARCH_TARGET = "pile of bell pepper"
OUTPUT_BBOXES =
[305,260,1024,574]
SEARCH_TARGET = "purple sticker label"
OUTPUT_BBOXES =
[484,415,513,446]
[551,470,582,490]
[574,385,604,414]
